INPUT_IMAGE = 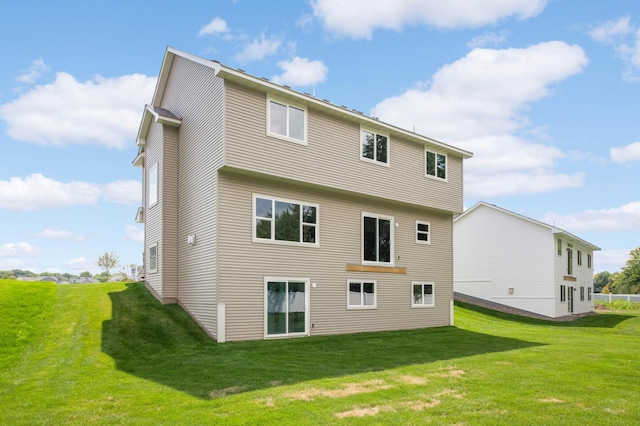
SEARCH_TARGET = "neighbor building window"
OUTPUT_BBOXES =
[253,195,318,246]
[580,286,585,301]
[267,99,306,143]
[361,130,388,165]
[588,254,592,268]
[149,243,158,274]
[416,221,430,244]
[557,238,562,256]
[362,212,394,265]
[148,163,158,207]
[412,282,434,307]
[578,250,582,266]
[347,280,376,309]
[560,285,566,302]
[588,287,592,301]
[567,248,573,275]
[425,150,446,180]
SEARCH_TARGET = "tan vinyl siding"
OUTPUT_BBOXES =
[161,126,179,300]
[144,122,163,297]
[224,81,464,214]
[217,170,453,342]
[159,55,225,337]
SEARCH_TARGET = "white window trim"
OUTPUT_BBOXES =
[148,163,158,208]
[148,243,158,274]
[266,97,308,145]
[412,282,435,308]
[361,211,395,266]
[347,279,377,310]
[263,277,310,339]
[415,220,431,245]
[424,149,447,182]
[359,128,390,167]
[252,194,319,248]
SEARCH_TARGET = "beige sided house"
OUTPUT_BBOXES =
[132,47,472,342]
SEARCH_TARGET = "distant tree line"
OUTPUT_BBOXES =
[595,247,640,294]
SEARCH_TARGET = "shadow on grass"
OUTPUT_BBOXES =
[455,301,635,328]
[102,283,543,400]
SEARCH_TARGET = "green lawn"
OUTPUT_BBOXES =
[1,280,639,425]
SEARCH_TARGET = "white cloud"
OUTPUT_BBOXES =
[101,180,142,205]
[0,242,41,257]
[311,0,546,39]
[123,225,144,245]
[590,17,640,80]
[67,256,95,270]
[198,17,229,36]
[589,16,633,43]
[611,141,640,163]
[0,72,156,149]
[373,41,587,197]
[0,174,141,211]
[16,57,50,84]
[594,249,633,272]
[542,202,640,232]
[0,259,30,270]
[272,57,328,87]
[467,31,509,49]
[35,228,85,241]
[234,33,282,62]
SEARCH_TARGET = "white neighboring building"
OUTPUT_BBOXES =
[453,202,600,318]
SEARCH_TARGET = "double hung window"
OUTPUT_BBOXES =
[148,243,158,273]
[253,195,318,246]
[361,130,388,165]
[362,213,393,265]
[148,163,158,207]
[416,221,430,244]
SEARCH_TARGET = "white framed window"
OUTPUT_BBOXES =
[578,250,582,266]
[412,282,434,307]
[347,280,376,309]
[148,163,158,207]
[362,212,394,265]
[567,248,573,275]
[148,243,158,274]
[557,238,562,256]
[267,98,307,144]
[425,150,446,180]
[360,129,389,166]
[264,277,309,338]
[416,220,431,244]
[253,195,318,247]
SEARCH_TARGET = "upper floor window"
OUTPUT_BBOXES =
[253,195,318,247]
[267,99,306,144]
[362,212,393,265]
[425,150,446,180]
[416,220,430,244]
[567,248,573,275]
[588,254,592,269]
[361,130,388,165]
[148,163,158,207]
[577,250,582,266]
[557,238,562,256]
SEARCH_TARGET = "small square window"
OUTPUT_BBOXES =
[347,280,376,309]
[416,221,430,244]
[425,150,446,180]
[361,130,389,165]
[267,99,306,144]
[412,282,434,307]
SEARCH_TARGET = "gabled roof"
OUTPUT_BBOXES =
[135,104,182,147]
[139,46,473,159]
[455,201,600,251]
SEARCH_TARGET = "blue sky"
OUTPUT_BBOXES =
[0,0,638,275]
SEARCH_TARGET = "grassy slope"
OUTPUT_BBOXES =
[1,281,639,425]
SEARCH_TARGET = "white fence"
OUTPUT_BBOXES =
[594,293,640,302]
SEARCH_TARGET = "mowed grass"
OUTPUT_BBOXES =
[1,280,639,425]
